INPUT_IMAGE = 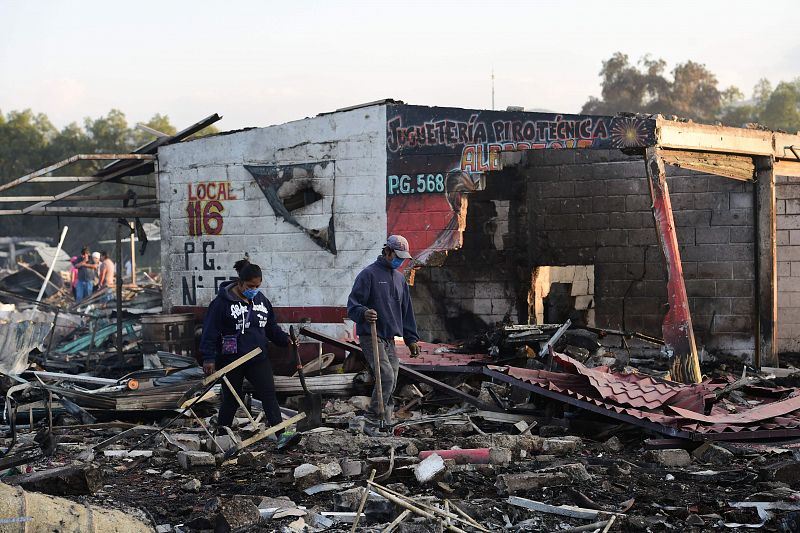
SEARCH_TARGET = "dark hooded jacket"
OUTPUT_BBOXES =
[199,280,289,364]
[347,256,419,343]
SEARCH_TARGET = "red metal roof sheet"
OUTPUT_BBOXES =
[489,353,800,439]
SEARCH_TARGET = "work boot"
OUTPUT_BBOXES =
[276,431,302,451]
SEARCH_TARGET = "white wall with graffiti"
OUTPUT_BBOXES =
[157,104,388,335]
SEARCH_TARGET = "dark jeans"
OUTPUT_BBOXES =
[217,354,283,430]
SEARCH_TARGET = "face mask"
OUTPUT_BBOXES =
[242,288,260,299]
[391,257,404,269]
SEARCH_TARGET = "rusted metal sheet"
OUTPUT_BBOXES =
[485,353,800,441]
[644,147,701,384]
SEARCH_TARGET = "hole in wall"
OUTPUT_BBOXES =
[282,187,323,212]
[530,265,595,327]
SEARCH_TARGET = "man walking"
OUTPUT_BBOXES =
[347,235,420,428]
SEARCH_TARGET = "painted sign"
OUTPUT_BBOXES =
[385,105,656,264]
[180,240,236,306]
[186,181,237,236]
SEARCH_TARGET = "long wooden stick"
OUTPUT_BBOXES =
[370,322,385,425]
[370,481,489,533]
[202,348,261,386]
[350,469,376,533]
[382,509,411,533]
[237,412,305,450]
[222,376,260,428]
[447,500,486,532]
[368,484,468,533]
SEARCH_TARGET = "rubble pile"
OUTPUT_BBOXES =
[3,285,800,531]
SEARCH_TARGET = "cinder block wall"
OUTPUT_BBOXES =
[157,105,388,338]
[522,149,758,357]
[409,174,527,343]
[777,177,800,352]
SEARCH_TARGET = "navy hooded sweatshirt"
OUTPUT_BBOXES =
[199,280,289,364]
[347,256,419,343]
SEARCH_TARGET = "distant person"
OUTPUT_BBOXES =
[91,252,101,291]
[97,251,115,290]
[74,247,98,302]
[69,256,79,298]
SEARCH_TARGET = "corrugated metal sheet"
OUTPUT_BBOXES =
[489,353,800,440]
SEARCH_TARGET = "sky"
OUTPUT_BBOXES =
[1,0,798,132]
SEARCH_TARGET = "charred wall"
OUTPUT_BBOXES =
[519,148,757,357]
[409,169,527,343]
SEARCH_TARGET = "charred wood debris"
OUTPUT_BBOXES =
[3,271,800,531]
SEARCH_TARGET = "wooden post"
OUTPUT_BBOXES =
[755,156,778,368]
[129,221,137,286]
[644,147,702,384]
[115,223,124,354]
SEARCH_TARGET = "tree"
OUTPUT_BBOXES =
[760,80,800,132]
[0,109,56,180]
[721,78,800,133]
[582,53,736,123]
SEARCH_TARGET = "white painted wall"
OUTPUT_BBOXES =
[157,105,388,337]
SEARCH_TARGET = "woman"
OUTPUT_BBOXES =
[199,258,300,450]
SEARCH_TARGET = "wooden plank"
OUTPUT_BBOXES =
[237,412,306,450]
[775,160,800,178]
[644,147,701,384]
[657,118,775,156]
[659,148,755,181]
[755,156,778,368]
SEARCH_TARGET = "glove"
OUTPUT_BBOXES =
[408,342,420,357]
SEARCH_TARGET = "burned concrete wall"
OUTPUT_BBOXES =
[409,171,527,342]
[518,149,757,357]
[157,105,388,337]
[777,177,800,353]
[387,105,652,341]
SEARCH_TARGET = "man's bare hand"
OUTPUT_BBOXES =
[365,309,378,323]
[203,361,215,376]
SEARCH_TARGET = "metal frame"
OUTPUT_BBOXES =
[0,114,221,219]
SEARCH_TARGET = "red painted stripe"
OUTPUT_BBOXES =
[172,305,348,324]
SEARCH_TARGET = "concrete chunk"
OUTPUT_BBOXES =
[603,436,624,453]
[693,442,734,465]
[177,450,216,470]
[542,438,581,455]
[339,458,364,477]
[294,463,322,488]
[168,433,201,451]
[645,449,692,468]
[319,461,343,481]
[496,463,591,494]
[181,478,201,492]
[414,453,445,484]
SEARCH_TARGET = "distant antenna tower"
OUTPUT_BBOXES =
[491,68,495,110]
